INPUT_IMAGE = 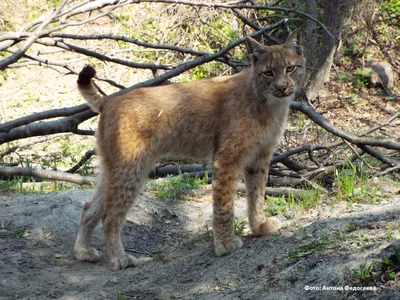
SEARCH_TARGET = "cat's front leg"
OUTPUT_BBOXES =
[245,156,281,236]
[212,160,243,256]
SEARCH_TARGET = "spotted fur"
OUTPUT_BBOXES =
[74,29,306,270]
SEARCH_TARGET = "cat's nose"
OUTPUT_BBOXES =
[275,83,287,92]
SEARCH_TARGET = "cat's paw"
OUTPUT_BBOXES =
[111,254,138,271]
[74,247,100,262]
[214,236,243,257]
[254,217,282,236]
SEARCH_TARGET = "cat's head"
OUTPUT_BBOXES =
[246,29,306,101]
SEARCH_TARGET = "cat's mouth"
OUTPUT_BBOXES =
[273,91,293,98]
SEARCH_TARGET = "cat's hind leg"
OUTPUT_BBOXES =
[102,161,148,270]
[74,170,106,262]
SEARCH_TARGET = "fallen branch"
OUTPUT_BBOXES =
[0,104,89,133]
[66,149,96,174]
[0,109,96,145]
[374,165,400,177]
[0,0,68,70]
[290,101,400,151]
[236,182,308,198]
[0,166,95,185]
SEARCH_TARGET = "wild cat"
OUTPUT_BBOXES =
[74,29,306,270]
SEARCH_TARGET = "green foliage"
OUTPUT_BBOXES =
[0,226,27,239]
[285,235,334,260]
[116,291,130,300]
[346,222,360,233]
[295,112,305,129]
[346,93,359,104]
[77,159,95,176]
[343,36,365,58]
[381,248,400,281]
[0,224,28,239]
[382,257,397,280]
[287,188,321,212]
[352,68,373,92]
[353,262,373,281]
[338,72,350,81]
[152,253,166,262]
[387,226,393,242]
[233,219,247,235]
[149,174,208,200]
[381,0,400,21]
[203,256,213,267]
[335,164,358,202]
[334,164,380,203]
[357,232,369,246]
[265,195,287,216]
[0,177,90,194]
[189,62,224,80]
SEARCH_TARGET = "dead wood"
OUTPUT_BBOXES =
[0,0,398,192]
[0,166,95,185]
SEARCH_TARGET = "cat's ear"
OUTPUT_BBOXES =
[284,28,303,55]
[246,37,266,64]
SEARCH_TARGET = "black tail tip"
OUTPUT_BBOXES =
[77,65,96,85]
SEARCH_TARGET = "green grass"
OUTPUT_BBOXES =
[334,164,381,203]
[346,222,360,232]
[353,262,373,282]
[152,253,166,262]
[0,177,91,194]
[357,232,369,246]
[0,226,27,239]
[264,188,320,217]
[203,256,213,267]
[287,188,321,212]
[381,257,397,281]
[233,219,247,235]
[265,195,287,216]
[148,174,208,200]
[284,235,334,260]
[116,291,130,300]
[387,226,393,242]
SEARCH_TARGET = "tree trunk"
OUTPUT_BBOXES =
[307,0,341,100]
[305,0,318,67]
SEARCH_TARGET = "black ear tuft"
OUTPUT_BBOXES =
[77,65,96,85]
[246,37,266,64]
[284,29,303,55]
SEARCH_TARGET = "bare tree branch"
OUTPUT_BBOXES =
[35,38,173,71]
[0,109,96,145]
[131,0,334,39]
[0,0,68,70]
[0,104,90,133]
[0,166,95,185]
[66,149,96,173]
[290,101,400,151]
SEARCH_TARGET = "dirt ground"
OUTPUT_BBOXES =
[1,181,400,300]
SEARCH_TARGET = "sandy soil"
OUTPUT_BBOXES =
[1,182,400,300]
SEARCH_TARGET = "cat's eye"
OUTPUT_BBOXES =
[286,65,297,73]
[262,70,274,78]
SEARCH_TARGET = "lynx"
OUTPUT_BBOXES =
[74,29,306,270]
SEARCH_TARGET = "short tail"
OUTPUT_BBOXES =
[77,65,104,113]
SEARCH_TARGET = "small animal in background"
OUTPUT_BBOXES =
[74,29,306,270]
[366,60,394,93]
